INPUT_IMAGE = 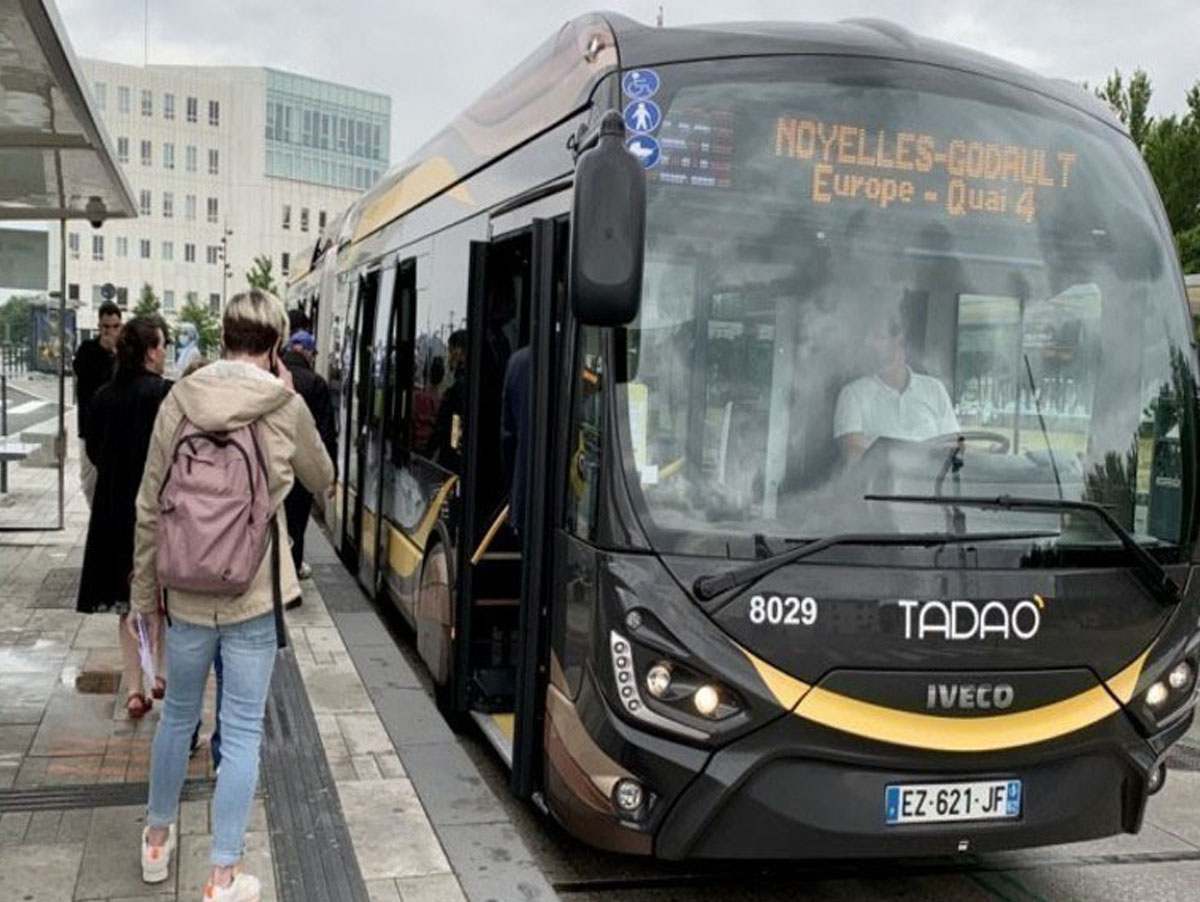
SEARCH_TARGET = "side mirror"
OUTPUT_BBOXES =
[569,111,646,326]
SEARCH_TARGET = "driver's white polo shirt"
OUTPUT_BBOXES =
[833,368,960,444]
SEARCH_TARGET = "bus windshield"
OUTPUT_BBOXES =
[618,57,1196,559]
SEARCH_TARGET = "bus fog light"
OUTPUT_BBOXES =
[1168,662,1191,691]
[1145,681,1169,708]
[645,664,672,699]
[694,684,721,717]
[613,778,644,813]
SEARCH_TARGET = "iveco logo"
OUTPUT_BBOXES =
[927,683,1015,710]
[897,596,1045,641]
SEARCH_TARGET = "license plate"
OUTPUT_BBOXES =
[885,779,1022,825]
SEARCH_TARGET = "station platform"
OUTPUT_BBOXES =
[0,433,558,902]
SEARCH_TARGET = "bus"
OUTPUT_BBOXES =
[294,14,1200,859]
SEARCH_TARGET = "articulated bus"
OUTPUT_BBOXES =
[293,14,1200,859]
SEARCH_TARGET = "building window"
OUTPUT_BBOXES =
[68,284,79,301]
[186,145,197,173]
[186,96,197,123]
[318,210,327,230]
[281,252,290,275]
[184,243,196,263]
[140,139,152,166]
[300,208,309,232]
[91,285,104,306]
[68,232,80,260]
[91,235,103,261]
[162,241,174,262]
[208,100,220,126]
[207,149,219,175]
[163,142,175,170]
[206,197,218,224]
[162,192,174,219]
[139,190,151,216]
[185,195,196,221]
[209,293,221,312]
[163,290,175,311]
[141,89,153,117]
[140,239,151,259]
[206,246,220,265]
[116,236,128,258]
[281,205,291,230]
[115,137,129,164]
[118,85,130,114]
[186,291,198,308]
[93,81,106,110]
[116,286,129,307]
[163,92,175,120]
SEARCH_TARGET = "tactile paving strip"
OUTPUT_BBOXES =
[0,778,215,813]
[262,646,370,902]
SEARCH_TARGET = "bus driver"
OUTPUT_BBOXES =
[833,315,960,461]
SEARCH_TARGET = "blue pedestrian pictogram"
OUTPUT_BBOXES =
[622,69,660,100]
[624,99,661,135]
[626,135,661,169]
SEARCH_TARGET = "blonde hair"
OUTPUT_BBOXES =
[222,289,289,354]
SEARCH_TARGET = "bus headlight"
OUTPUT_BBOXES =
[1168,661,1192,691]
[1145,682,1169,708]
[693,684,721,717]
[645,664,672,699]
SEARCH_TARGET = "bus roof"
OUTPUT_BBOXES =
[344,13,1121,248]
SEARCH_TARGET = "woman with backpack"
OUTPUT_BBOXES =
[129,290,333,902]
[76,314,172,719]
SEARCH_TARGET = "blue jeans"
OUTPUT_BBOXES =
[148,614,276,866]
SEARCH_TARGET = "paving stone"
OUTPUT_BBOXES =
[438,822,556,902]
[336,779,449,879]
[29,689,116,758]
[0,761,18,788]
[334,611,405,648]
[0,723,36,759]
[180,799,209,836]
[0,669,58,724]
[0,810,32,844]
[56,809,92,843]
[339,713,395,756]
[296,660,374,714]
[72,805,149,900]
[373,688,456,748]
[376,751,406,779]
[352,644,424,693]
[304,626,347,655]
[72,614,122,649]
[365,877,403,901]
[0,841,84,902]
[327,755,358,781]
[25,810,64,844]
[396,873,468,902]
[352,754,383,780]
[387,742,507,827]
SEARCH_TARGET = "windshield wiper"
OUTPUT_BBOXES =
[865,493,1181,606]
[692,529,1059,601]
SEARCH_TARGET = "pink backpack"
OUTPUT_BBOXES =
[156,416,279,607]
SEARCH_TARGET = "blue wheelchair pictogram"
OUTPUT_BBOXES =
[622,69,660,100]
[626,135,661,169]
[624,99,661,135]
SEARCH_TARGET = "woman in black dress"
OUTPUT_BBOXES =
[77,315,172,718]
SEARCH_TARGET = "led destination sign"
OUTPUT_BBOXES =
[773,116,1078,223]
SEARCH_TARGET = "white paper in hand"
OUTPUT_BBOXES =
[136,615,156,685]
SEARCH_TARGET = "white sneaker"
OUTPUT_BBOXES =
[203,872,262,902]
[141,823,175,883]
[297,561,313,579]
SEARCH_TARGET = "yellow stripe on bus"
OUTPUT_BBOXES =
[383,476,458,579]
[739,645,1152,752]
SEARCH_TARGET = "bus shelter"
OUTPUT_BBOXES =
[0,0,135,530]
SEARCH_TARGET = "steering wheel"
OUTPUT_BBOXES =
[923,430,1011,455]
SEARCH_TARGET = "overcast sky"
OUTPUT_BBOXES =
[54,0,1200,166]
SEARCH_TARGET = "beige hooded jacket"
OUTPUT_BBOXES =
[130,360,335,625]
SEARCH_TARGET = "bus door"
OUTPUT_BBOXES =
[357,264,399,592]
[451,217,566,797]
[341,268,380,569]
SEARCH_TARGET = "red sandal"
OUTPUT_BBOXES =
[151,677,166,700]
[126,691,152,719]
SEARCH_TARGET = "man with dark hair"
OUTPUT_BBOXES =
[428,329,469,470]
[72,301,122,505]
[281,329,336,590]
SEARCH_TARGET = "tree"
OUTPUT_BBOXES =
[246,255,278,295]
[178,296,221,353]
[0,295,37,345]
[133,283,160,316]
[1095,69,1154,149]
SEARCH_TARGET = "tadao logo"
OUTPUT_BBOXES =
[896,595,1046,641]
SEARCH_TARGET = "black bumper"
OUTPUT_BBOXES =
[653,712,1162,860]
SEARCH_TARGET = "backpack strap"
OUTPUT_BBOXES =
[271,514,287,649]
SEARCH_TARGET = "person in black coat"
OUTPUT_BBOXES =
[282,330,337,596]
[77,315,172,719]
[71,301,122,506]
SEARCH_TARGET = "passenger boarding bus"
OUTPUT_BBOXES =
[297,14,1200,859]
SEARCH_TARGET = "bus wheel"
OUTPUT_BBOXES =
[416,544,457,716]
